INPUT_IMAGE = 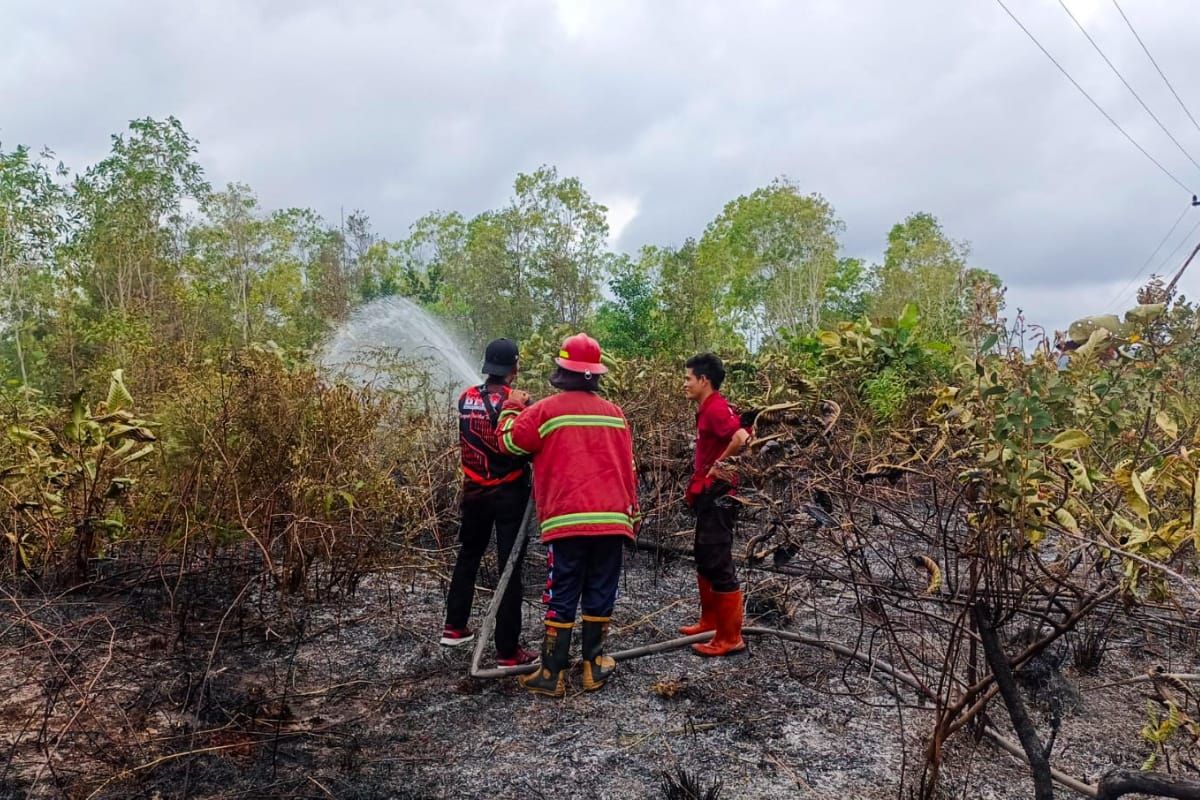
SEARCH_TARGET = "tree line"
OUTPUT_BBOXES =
[0,116,1002,396]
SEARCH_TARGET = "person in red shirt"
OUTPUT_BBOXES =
[496,333,640,697]
[679,352,751,657]
[441,338,537,667]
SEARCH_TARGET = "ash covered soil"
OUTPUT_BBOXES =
[0,537,1189,800]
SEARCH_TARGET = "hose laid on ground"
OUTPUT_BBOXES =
[467,503,910,682]
[466,497,728,679]
[463,510,1098,796]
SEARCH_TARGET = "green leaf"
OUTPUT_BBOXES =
[1114,459,1151,522]
[1192,469,1200,554]
[91,410,134,424]
[66,390,87,443]
[1048,429,1091,450]
[817,331,840,348]
[1062,458,1094,493]
[1053,507,1081,534]
[95,518,124,533]
[108,439,136,461]
[1155,411,1178,440]
[106,369,134,412]
[7,426,46,445]
[1128,470,1147,520]
[1138,466,1157,489]
[1125,525,1155,547]
[105,424,157,442]
[118,444,155,467]
[1125,303,1165,323]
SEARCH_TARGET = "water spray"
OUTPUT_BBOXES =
[319,296,480,394]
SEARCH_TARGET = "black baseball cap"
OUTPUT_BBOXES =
[482,338,519,376]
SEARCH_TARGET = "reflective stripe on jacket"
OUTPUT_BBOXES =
[497,390,639,543]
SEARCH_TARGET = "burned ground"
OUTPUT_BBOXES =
[2,528,1190,800]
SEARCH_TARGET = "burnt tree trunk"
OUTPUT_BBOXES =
[1096,768,1200,800]
[973,603,1055,800]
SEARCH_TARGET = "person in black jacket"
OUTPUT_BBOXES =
[441,338,537,666]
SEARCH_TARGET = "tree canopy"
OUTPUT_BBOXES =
[0,117,1006,396]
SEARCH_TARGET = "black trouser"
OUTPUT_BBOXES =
[542,535,625,623]
[445,481,530,655]
[693,490,739,592]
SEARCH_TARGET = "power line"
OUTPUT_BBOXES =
[1105,203,1192,310]
[1165,237,1200,297]
[1111,0,1200,139]
[1056,0,1200,177]
[993,0,1194,195]
[1157,215,1200,283]
[1116,212,1200,308]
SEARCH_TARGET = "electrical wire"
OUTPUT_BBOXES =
[1111,0,1200,138]
[1155,215,1200,288]
[994,0,1194,195]
[1056,0,1200,176]
[1113,213,1200,309]
[1105,203,1192,310]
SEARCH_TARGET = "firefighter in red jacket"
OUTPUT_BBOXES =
[497,333,640,697]
[441,338,537,667]
[678,353,750,657]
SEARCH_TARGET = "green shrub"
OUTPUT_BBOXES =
[861,366,909,422]
[0,371,157,582]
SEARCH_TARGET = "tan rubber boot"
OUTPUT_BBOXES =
[519,621,573,697]
[580,615,617,691]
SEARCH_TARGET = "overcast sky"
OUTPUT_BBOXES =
[5,0,1200,337]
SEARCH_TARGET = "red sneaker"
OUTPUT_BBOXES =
[496,647,539,667]
[440,624,475,647]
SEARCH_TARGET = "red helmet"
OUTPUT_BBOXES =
[554,332,608,376]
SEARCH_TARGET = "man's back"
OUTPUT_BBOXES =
[457,383,524,490]
[498,390,638,541]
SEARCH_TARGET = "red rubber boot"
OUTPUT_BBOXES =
[691,589,746,657]
[678,575,717,636]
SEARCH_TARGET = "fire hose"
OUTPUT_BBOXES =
[463,497,1097,796]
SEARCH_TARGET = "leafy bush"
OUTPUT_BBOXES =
[861,366,909,422]
[144,347,420,596]
[0,350,463,595]
[0,370,157,581]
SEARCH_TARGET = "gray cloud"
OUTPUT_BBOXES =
[3,0,1198,336]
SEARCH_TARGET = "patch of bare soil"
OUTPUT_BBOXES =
[1,539,1194,799]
